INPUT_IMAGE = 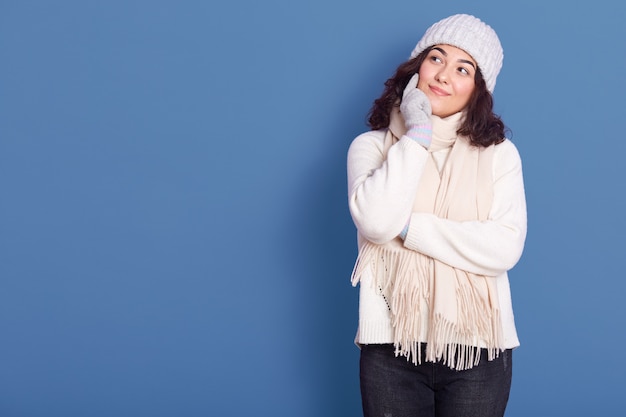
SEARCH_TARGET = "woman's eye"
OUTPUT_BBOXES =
[430,56,442,63]
[458,67,470,75]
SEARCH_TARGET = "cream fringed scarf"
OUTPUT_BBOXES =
[351,107,502,370]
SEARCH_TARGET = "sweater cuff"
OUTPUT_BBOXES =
[402,213,423,249]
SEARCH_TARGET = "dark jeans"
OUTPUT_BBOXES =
[360,344,512,417]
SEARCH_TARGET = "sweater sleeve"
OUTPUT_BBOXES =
[347,131,429,244]
[402,139,527,276]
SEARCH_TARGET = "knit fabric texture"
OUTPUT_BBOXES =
[410,14,503,92]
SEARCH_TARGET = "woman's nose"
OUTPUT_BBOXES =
[435,67,450,83]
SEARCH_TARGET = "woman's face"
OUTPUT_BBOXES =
[417,44,477,118]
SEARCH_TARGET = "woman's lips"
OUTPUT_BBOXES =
[429,85,449,96]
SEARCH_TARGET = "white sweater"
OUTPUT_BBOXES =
[347,128,527,349]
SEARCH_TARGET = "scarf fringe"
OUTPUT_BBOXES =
[352,241,504,371]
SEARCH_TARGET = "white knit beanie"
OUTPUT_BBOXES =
[410,14,503,92]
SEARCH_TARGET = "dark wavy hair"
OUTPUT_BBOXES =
[367,47,507,147]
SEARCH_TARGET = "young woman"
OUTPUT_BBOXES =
[347,14,527,417]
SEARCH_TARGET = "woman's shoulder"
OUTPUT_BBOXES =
[348,129,388,154]
[494,138,522,161]
[492,138,524,177]
[352,129,387,143]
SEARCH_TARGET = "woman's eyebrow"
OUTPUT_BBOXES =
[459,59,476,70]
[432,46,477,70]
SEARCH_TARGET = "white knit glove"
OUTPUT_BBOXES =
[399,73,432,148]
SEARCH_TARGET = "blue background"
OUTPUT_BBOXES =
[1,1,625,416]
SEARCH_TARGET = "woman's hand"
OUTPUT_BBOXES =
[400,73,432,148]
